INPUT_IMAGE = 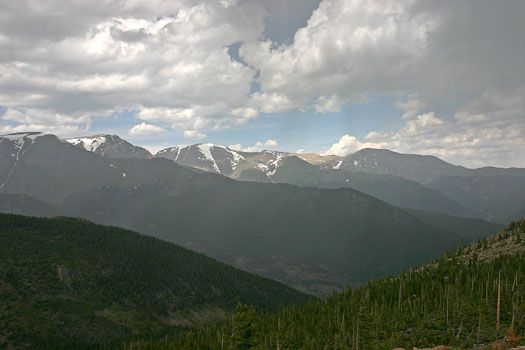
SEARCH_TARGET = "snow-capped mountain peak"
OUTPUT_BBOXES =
[155,143,246,175]
[197,143,220,173]
[67,135,107,152]
[66,135,152,159]
[0,132,46,155]
[0,132,49,189]
[0,132,43,141]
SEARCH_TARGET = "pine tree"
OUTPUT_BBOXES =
[231,303,258,350]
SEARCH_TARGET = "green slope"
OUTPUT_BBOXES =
[139,221,525,350]
[402,207,504,241]
[427,173,525,222]
[335,148,525,222]
[270,156,484,219]
[0,214,307,349]
[63,181,464,286]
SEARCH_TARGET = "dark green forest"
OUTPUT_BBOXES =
[0,214,307,349]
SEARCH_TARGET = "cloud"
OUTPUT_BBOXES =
[241,0,525,114]
[228,139,279,152]
[241,0,437,112]
[324,86,525,167]
[0,0,265,132]
[128,122,166,136]
[394,94,427,120]
[313,95,343,113]
[184,130,206,140]
[0,108,92,136]
[324,135,362,156]
[0,123,82,136]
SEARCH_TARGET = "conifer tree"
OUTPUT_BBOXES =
[231,303,258,350]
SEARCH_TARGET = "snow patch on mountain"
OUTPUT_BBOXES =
[0,133,43,188]
[197,143,220,172]
[227,149,245,170]
[67,136,107,152]
[157,147,181,161]
[257,163,269,171]
[1,132,43,142]
[333,160,342,170]
[265,152,283,177]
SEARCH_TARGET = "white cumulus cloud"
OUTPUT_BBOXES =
[228,139,279,152]
[184,130,207,140]
[324,86,525,167]
[129,122,166,136]
[0,0,265,134]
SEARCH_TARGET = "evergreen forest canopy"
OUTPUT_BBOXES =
[0,214,307,349]
[127,220,525,350]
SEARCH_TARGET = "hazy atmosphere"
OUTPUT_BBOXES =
[1,0,524,167]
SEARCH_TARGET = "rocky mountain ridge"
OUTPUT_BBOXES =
[66,134,152,159]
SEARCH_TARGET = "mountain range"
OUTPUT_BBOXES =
[59,134,525,222]
[155,143,525,222]
[0,132,506,295]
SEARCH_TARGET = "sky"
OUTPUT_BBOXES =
[1,0,524,168]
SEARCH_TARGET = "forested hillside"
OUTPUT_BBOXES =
[133,220,525,350]
[0,214,307,349]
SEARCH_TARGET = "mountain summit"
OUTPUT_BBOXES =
[34,133,525,222]
[156,143,248,175]
[66,134,152,159]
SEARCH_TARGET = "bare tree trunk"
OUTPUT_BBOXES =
[277,316,281,350]
[398,280,402,310]
[356,319,359,350]
[497,270,501,331]
[477,310,481,342]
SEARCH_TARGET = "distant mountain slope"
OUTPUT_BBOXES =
[0,214,307,349]
[70,136,525,222]
[178,240,353,296]
[270,156,484,219]
[333,148,467,183]
[402,207,504,241]
[0,133,194,203]
[427,173,525,222]
[63,181,464,285]
[0,132,466,293]
[155,144,483,218]
[0,185,496,294]
[66,134,152,159]
[0,193,67,217]
[330,148,525,221]
[496,207,525,225]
